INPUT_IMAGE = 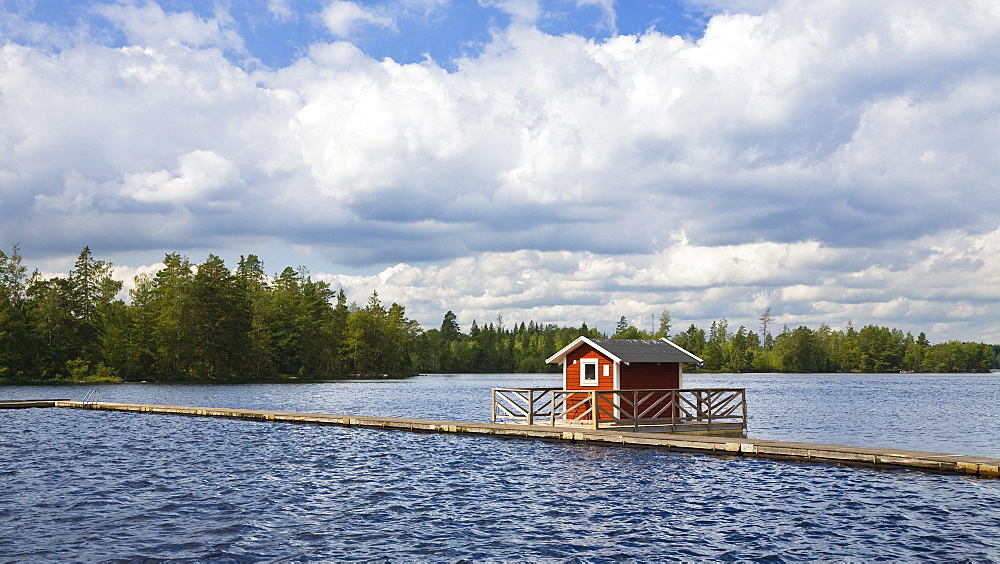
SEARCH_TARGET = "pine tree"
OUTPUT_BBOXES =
[656,310,672,338]
[191,254,250,380]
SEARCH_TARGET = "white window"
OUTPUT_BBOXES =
[580,359,599,386]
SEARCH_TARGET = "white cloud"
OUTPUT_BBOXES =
[2,0,999,343]
[268,0,296,22]
[318,227,1000,342]
[94,2,246,53]
[120,150,244,205]
[321,1,396,39]
[480,0,542,26]
[403,0,451,16]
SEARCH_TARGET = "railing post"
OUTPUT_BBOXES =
[741,389,747,432]
[491,389,496,423]
[706,390,712,430]
[671,389,676,433]
[591,390,599,430]
[551,391,557,426]
[527,390,534,426]
[633,390,639,431]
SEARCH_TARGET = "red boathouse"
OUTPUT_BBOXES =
[546,337,704,420]
[491,337,744,434]
[546,337,703,392]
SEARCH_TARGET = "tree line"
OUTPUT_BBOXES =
[0,246,995,383]
[668,309,997,374]
[0,246,420,383]
[420,309,996,375]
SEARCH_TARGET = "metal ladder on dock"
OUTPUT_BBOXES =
[83,389,101,406]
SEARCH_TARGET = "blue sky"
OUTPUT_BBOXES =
[5,0,710,67]
[2,0,999,342]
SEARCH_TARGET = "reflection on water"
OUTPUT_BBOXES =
[2,373,1000,560]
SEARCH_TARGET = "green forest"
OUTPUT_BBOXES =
[0,246,996,384]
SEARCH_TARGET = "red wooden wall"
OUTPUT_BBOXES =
[563,344,614,390]
[561,347,682,421]
[619,363,680,389]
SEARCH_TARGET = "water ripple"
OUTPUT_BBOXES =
[3,379,1000,560]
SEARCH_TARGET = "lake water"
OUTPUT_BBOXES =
[3,373,999,560]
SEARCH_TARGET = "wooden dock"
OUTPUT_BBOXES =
[6,400,999,478]
[0,399,70,408]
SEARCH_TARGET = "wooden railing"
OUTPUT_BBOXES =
[491,387,746,432]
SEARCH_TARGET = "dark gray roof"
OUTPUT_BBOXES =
[590,339,700,363]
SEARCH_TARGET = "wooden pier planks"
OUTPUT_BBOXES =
[19,400,999,478]
[0,400,68,408]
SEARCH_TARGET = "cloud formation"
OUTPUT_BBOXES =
[323,226,1000,342]
[321,1,396,39]
[120,150,244,205]
[1,0,998,342]
[95,2,246,53]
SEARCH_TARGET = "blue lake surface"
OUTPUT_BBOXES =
[3,373,1000,560]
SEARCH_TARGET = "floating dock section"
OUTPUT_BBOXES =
[0,399,70,408]
[6,400,999,479]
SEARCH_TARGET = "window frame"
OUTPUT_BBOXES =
[580,358,599,386]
